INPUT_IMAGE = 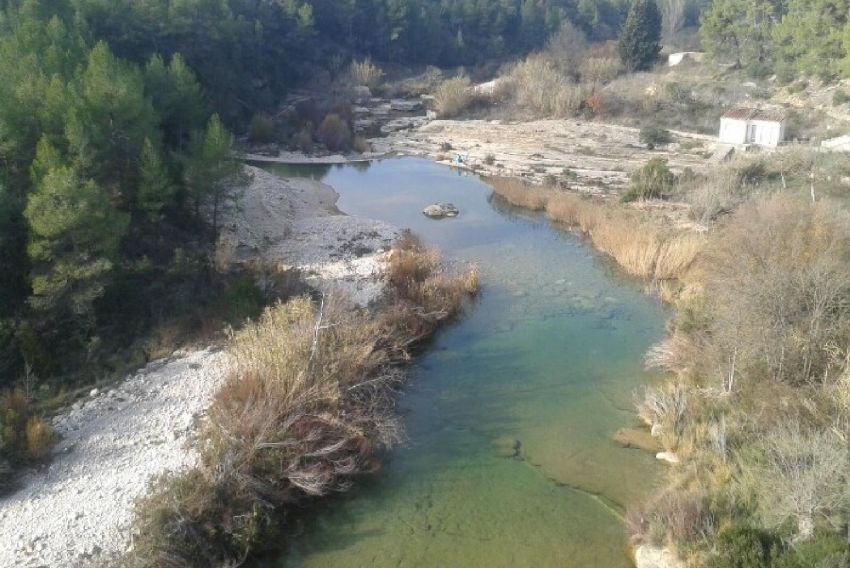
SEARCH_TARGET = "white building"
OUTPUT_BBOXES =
[718,107,786,147]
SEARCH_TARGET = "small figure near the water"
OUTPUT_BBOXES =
[423,203,459,218]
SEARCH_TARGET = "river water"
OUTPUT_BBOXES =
[259,158,668,568]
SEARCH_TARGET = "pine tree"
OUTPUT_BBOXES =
[137,138,174,216]
[618,0,662,72]
[184,114,239,234]
[24,165,128,321]
[65,42,156,204]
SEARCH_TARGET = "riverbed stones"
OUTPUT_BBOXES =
[423,203,459,218]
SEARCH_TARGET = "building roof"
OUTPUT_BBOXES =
[722,107,786,122]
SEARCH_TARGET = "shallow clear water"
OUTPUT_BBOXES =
[259,158,668,568]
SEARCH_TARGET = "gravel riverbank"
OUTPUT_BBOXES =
[0,165,401,567]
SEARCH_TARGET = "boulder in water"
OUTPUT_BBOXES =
[423,203,459,218]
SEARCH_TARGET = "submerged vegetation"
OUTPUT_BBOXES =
[131,236,478,566]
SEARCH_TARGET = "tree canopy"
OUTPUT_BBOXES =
[618,0,662,71]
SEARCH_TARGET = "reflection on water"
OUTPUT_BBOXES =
[259,158,668,568]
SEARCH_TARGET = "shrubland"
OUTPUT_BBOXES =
[490,143,850,565]
[626,153,850,564]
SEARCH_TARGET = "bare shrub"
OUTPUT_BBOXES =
[434,76,473,118]
[352,135,371,154]
[294,127,314,153]
[349,57,384,88]
[740,423,850,541]
[508,55,586,117]
[645,333,694,375]
[659,0,686,40]
[545,20,587,79]
[686,172,741,224]
[317,114,352,152]
[248,113,275,143]
[580,57,622,85]
[635,382,688,452]
[647,487,714,546]
[703,195,850,388]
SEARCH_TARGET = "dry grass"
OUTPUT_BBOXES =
[434,76,473,118]
[506,55,587,117]
[634,382,689,452]
[349,57,384,88]
[489,177,703,282]
[579,57,621,84]
[131,236,478,567]
[24,416,54,459]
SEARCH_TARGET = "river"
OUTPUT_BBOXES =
[259,158,668,567]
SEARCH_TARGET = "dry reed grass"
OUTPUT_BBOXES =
[131,236,478,567]
[434,76,473,118]
[489,177,703,282]
[506,55,587,117]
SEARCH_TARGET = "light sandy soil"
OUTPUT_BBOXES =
[373,118,716,194]
[0,165,401,567]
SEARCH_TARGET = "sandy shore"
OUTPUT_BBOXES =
[0,165,401,567]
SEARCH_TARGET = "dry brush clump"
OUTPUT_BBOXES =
[0,389,55,490]
[634,193,850,557]
[488,177,704,283]
[349,57,384,88]
[131,237,477,567]
[506,55,587,118]
[434,76,473,118]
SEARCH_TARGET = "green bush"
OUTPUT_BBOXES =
[774,531,849,568]
[707,524,780,568]
[833,90,850,106]
[623,157,675,201]
[640,126,673,150]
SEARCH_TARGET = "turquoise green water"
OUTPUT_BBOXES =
[259,159,668,568]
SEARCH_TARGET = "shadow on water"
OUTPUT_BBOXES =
[256,157,669,568]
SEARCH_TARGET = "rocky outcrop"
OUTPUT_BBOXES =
[422,202,459,218]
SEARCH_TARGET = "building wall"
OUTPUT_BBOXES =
[719,118,747,144]
[750,120,783,147]
[719,118,784,147]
